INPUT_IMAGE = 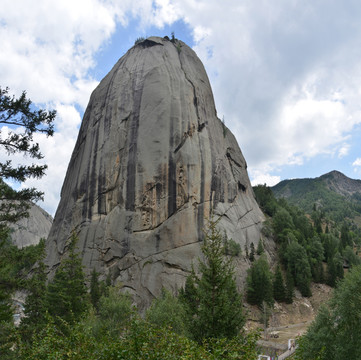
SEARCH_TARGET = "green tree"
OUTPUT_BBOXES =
[90,268,101,310]
[273,264,286,302]
[285,241,312,296]
[18,241,48,344]
[0,87,55,224]
[94,286,133,338]
[253,184,278,216]
[256,239,264,255]
[249,242,255,262]
[326,251,344,287]
[284,267,294,304]
[340,222,352,250]
[46,233,88,325]
[307,236,324,283]
[186,216,245,342]
[179,267,198,316]
[246,254,273,307]
[296,265,361,359]
[343,245,360,268]
[272,208,294,236]
[146,288,188,336]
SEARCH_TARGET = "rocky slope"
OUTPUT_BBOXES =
[9,203,53,248]
[45,36,266,307]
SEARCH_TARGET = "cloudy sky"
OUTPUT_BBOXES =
[1,0,361,216]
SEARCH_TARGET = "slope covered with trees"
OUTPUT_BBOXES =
[1,218,260,360]
[271,170,361,224]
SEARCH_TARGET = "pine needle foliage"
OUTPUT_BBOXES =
[46,233,88,325]
[185,216,245,343]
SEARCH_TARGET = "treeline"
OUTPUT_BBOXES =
[272,177,361,223]
[247,185,361,308]
[0,219,260,360]
[295,264,361,359]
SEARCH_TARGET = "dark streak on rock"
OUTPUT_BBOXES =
[87,128,100,219]
[168,153,177,217]
[126,70,144,211]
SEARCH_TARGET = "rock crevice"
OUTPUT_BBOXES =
[45,36,266,308]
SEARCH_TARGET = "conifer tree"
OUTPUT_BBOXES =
[273,264,286,302]
[285,268,294,304]
[256,239,264,255]
[249,242,255,262]
[19,242,48,343]
[90,268,101,311]
[46,232,88,324]
[185,216,244,342]
[246,254,273,307]
[0,87,55,224]
[179,267,198,316]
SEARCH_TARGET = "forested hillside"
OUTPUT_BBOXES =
[271,170,361,224]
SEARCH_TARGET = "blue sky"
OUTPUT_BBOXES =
[1,0,361,215]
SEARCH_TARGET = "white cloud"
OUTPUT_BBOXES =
[166,0,361,182]
[338,144,350,159]
[250,169,281,187]
[3,0,361,214]
[0,0,163,215]
[353,158,361,167]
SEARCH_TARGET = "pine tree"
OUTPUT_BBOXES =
[0,87,55,224]
[185,216,244,342]
[179,267,198,316]
[246,254,273,307]
[46,233,88,325]
[256,239,264,255]
[273,264,286,302]
[90,268,101,310]
[285,268,294,304]
[249,242,255,262]
[19,250,48,343]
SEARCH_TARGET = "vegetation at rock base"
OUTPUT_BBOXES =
[46,232,89,326]
[0,218,260,359]
[180,216,245,343]
[253,182,361,307]
[246,254,273,307]
[295,264,361,360]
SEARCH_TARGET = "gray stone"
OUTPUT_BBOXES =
[10,203,52,248]
[45,36,266,308]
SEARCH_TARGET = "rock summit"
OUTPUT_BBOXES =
[46,36,264,307]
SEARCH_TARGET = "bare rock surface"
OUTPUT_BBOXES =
[10,203,52,248]
[45,37,266,308]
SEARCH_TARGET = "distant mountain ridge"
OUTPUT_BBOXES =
[319,170,361,197]
[271,170,361,222]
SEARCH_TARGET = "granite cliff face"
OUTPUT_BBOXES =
[10,203,52,248]
[46,37,265,306]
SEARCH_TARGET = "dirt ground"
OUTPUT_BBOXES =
[245,283,333,353]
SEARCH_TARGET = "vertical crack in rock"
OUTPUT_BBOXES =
[126,68,145,212]
[45,37,267,309]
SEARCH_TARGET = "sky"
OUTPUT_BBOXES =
[1,0,361,216]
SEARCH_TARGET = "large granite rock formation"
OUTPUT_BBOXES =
[9,203,52,248]
[46,36,265,307]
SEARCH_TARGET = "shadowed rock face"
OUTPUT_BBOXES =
[46,37,265,307]
[10,204,52,248]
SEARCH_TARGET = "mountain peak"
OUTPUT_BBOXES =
[45,37,265,308]
[320,170,361,197]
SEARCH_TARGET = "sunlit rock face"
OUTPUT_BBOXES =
[45,36,265,307]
